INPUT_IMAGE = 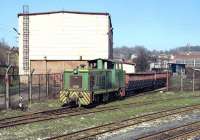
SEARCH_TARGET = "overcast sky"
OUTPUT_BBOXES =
[1,0,200,50]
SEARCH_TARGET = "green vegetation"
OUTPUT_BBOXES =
[0,99,62,119]
[0,91,200,139]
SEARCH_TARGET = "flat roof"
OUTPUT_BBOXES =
[18,10,112,28]
[18,10,110,17]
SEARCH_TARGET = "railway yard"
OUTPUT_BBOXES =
[1,2,200,140]
[0,90,200,139]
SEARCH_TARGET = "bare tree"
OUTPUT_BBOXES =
[0,39,19,74]
[134,46,150,72]
[0,40,10,65]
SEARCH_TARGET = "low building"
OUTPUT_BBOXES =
[150,61,168,71]
[172,52,200,68]
[150,54,170,71]
[122,61,136,73]
[168,63,186,74]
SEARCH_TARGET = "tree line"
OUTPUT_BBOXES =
[113,45,200,72]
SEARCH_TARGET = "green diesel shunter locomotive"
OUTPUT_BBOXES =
[60,58,125,106]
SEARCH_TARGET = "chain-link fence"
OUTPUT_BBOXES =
[0,75,6,109]
[168,68,200,92]
[0,73,63,110]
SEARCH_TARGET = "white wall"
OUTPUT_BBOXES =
[18,12,111,74]
[123,64,135,73]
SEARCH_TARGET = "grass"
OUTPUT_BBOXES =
[98,90,200,107]
[0,91,200,139]
[0,99,62,119]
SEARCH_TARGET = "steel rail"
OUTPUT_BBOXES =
[136,121,200,140]
[45,104,200,140]
[0,94,200,130]
[169,128,200,140]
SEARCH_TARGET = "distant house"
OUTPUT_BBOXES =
[150,54,170,71]
[114,58,136,73]
[131,54,137,60]
[122,61,136,73]
[171,52,200,68]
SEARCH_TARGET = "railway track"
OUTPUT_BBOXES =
[0,94,200,129]
[45,104,200,140]
[136,121,200,140]
[171,127,200,140]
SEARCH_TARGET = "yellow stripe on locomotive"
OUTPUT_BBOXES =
[59,89,91,106]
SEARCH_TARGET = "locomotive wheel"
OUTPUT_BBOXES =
[118,88,125,99]
[102,93,109,103]
[77,100,81,107]
[94,95,100,104]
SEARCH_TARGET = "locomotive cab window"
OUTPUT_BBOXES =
[89,62,97,69]
[70,75,82,89]
[107,62,114,69]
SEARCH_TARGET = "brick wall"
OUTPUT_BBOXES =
[30,60,88,74]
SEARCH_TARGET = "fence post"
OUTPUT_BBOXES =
[193,59,195,93]
[5,65,12,109]
[28,74,32,105]
[38,75,40,100]
[166,71,169,91]
[18,76,20,96]
[193,69,195,93]
[29,69,35,106]
[154,72,156,89]
[46,74,49,97]
[60,73,63,90]
[180,68,183,92]
[5,74,9,109]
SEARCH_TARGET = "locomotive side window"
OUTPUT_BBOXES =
[107,62,114,69]
[90,62,97,69]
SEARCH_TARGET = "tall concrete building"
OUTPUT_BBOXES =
[18,10,113,74]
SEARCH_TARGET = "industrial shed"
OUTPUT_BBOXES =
[18,10,113,74]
